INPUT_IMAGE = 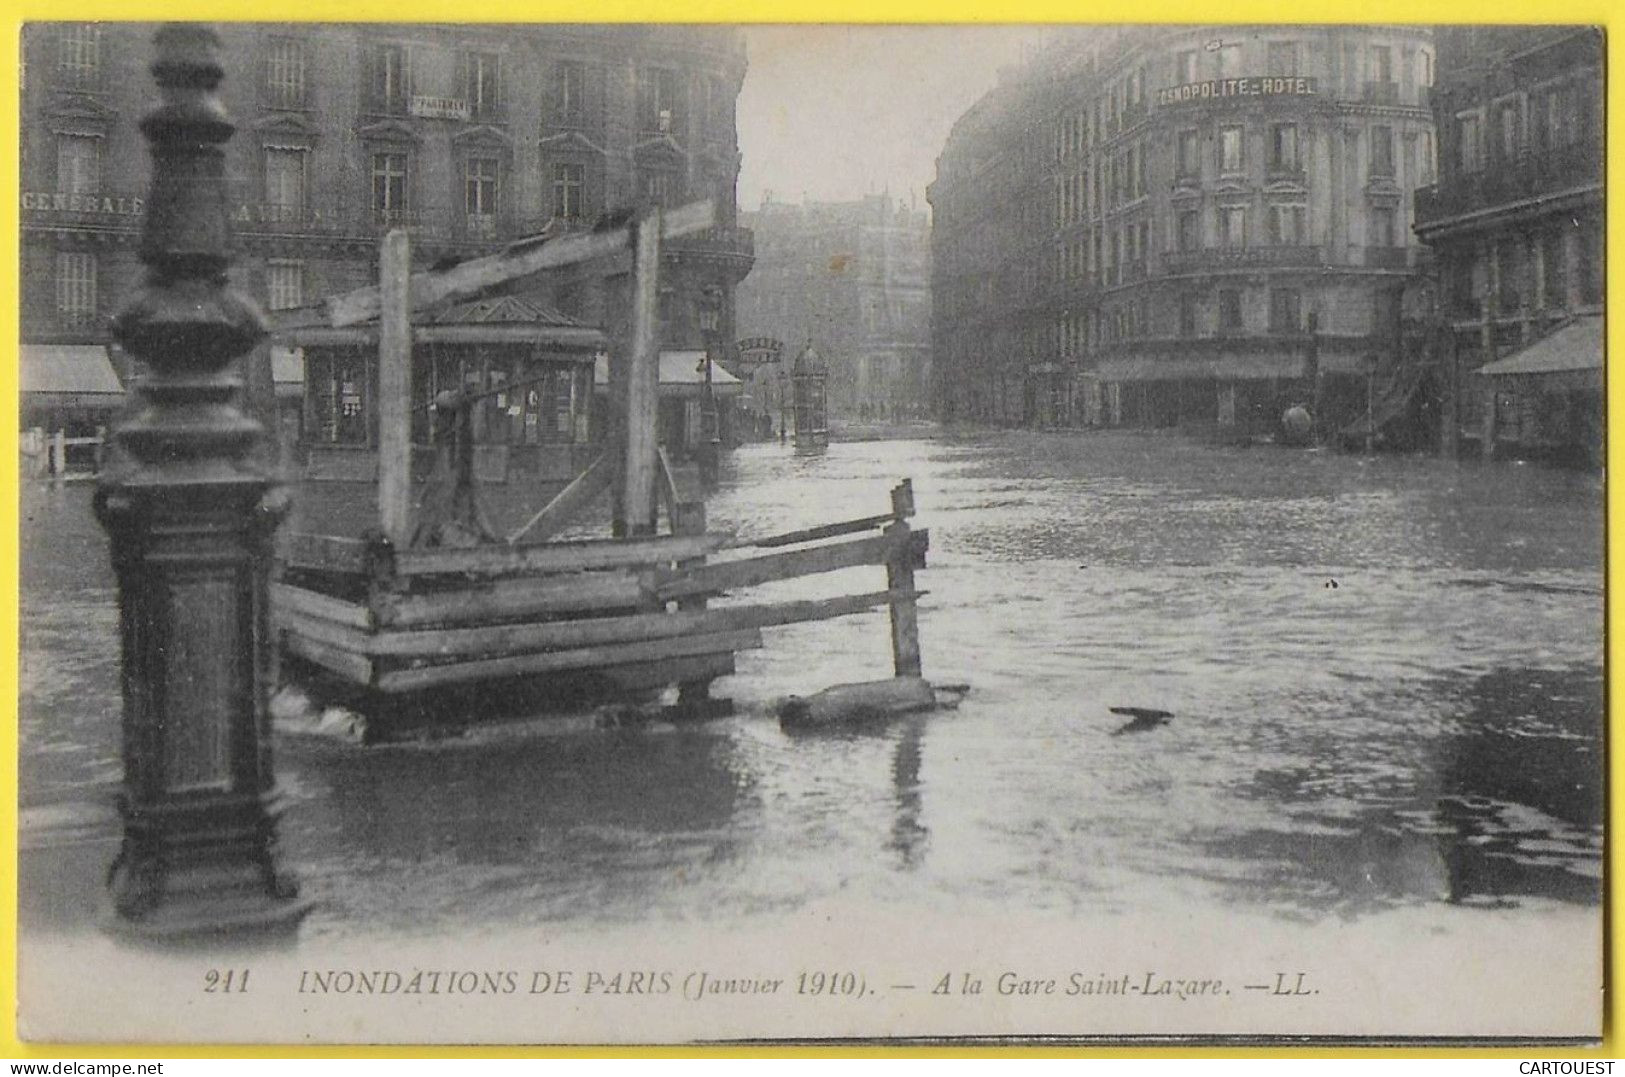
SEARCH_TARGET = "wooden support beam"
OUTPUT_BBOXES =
[735,512,896,549]
[393,531,727,578]
[377,229,413,545]
[621,208,663,537]
[278,532,371,575]
[378,572,649,628]
[505,450,615,545]
[283,629,375,687]
[271,582,374,631]
[374,628,763,694]
[657,530,916,600]
[884,521,923,678]
[270,200,717,332]
[284,587,917,658]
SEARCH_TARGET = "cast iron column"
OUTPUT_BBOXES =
[96,24,309,940]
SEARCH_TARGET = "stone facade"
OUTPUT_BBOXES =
[22,23,753,366]
[930,26,1438,435]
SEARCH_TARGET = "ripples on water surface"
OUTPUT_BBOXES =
[19,430,1604,938]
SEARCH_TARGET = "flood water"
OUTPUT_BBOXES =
[18,430,1605,939]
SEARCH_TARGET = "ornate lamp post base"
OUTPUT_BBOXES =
[99,24,310,942]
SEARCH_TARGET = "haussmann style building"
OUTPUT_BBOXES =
[1413,26,1603,465]
[929,25,1440,441]
[21,22,754,505]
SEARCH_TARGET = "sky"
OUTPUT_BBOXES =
[735,26,1046,213]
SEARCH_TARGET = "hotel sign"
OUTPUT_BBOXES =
[410,95,471,120]
[1156,77,1319,107]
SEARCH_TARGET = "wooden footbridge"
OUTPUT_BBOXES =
[269,200,929,736]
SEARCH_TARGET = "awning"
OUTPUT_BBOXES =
[20,344,125,397]
[593,351,744,398]
[1477,317,1603,378]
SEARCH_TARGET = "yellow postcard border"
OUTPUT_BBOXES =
[0,3,1616,1059]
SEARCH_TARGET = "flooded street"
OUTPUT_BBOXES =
[19,430,1604,939]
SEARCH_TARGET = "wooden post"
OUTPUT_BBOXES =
[885,479,923,679]
[378,229,413,546]
[50,429,65,477]
[621,208,662,537]
[97,24,307,939]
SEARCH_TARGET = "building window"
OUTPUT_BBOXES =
[552,162,584,220]
[1178,294,1198,337]
[465,155,500,219]
[1456,113,1484,173]
[1216,43,1242,78]
[1542,229,1568,308]
[1176,209,1200,251]
[1577,227,1601,305]
[264,36,308,108]
[55,251,97,327]
[264,147,306,220]
[1369,205,1397,247]
[1176,49,1198,84]
[1218,288,1243,331]
[267,261,303,311]
[1267,41,1299,75]
[641,169,678,207]
[1269,288,1301,332]
[1418,49,1433,88]
[56,134,100,194]
[1368,45,1392,83]
[1268,204,1306,245]
[371,152,408,221]
[1268,123,1299,172]
[1219,205,1246,248]
[555,61,586,126]
[638,67,684,133]
[1370,126,1394,177]
[58,25,100,88]
[369,43,410,114]
[464,51,500,119]
[1176,128,1200,178]
[310,351,370,445]
[1496,240,1525,311]
[1495,99,1523,160]
[1219,125,1245,173]
[1419,131,1436,184]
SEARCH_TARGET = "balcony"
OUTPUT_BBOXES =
[1265,164,1307,186]
[1163,245,1323,273]
[1362,80,1400,105]
[1360,246,1412,269]
[668,225,753,258]
[1413,138,1602,229]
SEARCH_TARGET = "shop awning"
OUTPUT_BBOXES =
[593,351,744,398]
[20,344,125,398]
[1476,316,1603,378]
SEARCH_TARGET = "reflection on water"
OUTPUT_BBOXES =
[18,430,1603,935]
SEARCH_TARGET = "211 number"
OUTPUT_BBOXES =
[204,969,250,993]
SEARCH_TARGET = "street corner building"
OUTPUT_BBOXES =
[1413,27,1603,466]
[928,26,1447,444]
[20,22,756,513]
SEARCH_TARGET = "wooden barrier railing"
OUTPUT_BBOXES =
[273,477,928,721]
